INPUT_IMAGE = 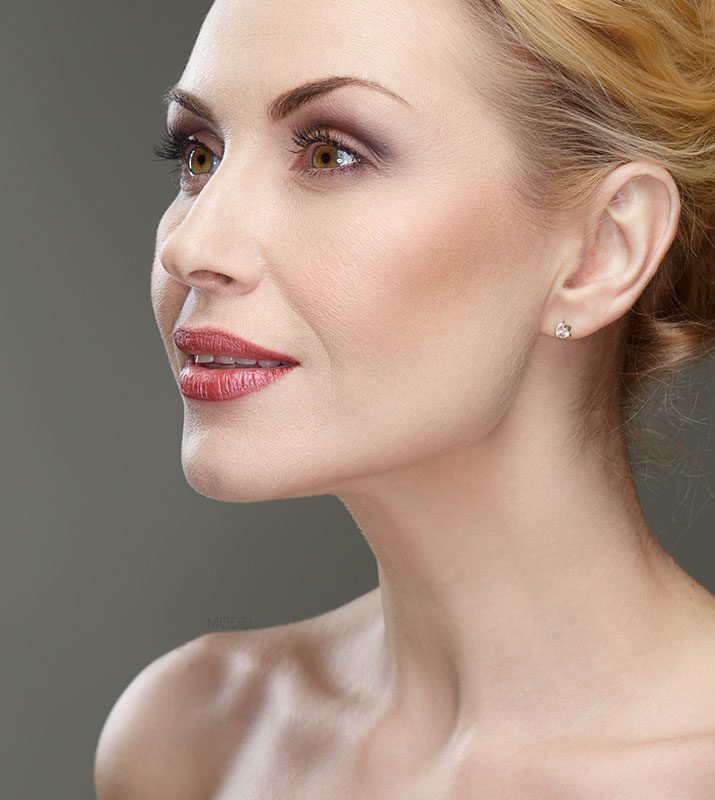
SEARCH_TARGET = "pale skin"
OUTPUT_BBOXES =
[94,0,715,797]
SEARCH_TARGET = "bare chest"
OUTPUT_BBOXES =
[208,711,715,800]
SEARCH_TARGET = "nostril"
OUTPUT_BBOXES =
[189,270,232,287]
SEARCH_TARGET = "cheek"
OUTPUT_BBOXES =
[281,172,544,449]
[150,211,189,360]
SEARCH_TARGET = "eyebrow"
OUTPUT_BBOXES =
[162,75,414,124]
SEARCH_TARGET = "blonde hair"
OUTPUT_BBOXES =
[457,0,715,459]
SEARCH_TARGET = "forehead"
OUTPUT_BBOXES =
[176,0,485,121]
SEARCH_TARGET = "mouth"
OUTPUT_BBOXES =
[173,325,300,369]
[185,354,294,369]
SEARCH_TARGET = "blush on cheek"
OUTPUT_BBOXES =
[356,179,519,335]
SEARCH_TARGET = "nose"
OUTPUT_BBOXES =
[158,167,265,296]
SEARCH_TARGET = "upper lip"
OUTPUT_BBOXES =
[173,326,300,364]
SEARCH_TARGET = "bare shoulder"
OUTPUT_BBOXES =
[93,630,267,800]
[93,594,382,800]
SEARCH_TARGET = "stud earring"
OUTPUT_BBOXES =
[554,320,572,339]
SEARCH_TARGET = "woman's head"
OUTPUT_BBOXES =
[151,0,714,502]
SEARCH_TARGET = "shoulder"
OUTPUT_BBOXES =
[93,631,266,800]
[93,595,381,800]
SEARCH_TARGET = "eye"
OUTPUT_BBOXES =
[287,125,368,179]
[152,121,369,190]
[152,124,220,189]
[186,143,216,176]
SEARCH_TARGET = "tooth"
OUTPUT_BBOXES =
[258,360,281,367]
[214,355,236,364]
[194,354,214,363]
[235,357,259,365]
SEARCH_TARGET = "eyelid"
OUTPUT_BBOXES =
[289,125,366,161]
[177,125,223,157]
[165,111,385,158]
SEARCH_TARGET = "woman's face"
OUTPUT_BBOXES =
[152,0,562,502]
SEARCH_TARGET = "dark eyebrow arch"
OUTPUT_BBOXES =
[161,75,415,125]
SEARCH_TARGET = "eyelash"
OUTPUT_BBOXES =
[151,122,367,188]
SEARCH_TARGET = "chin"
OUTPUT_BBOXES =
[179,442,330,503]
[179,450,277,503]
[177,418,369,503]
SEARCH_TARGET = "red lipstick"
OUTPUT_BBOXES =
[173,325,300,402]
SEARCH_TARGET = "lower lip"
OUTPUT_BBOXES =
[178,360,299,402]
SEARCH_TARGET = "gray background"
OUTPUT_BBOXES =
[0,2,712,799]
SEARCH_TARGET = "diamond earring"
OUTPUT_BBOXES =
[554,320,572,339]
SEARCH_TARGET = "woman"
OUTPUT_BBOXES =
[95,0,715,796]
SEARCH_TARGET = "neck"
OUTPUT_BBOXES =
[335,348,700,760]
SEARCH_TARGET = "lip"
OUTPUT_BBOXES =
[173,325,300,402]
[173,325,300,364]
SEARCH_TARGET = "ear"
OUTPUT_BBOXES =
[542,161,681,339]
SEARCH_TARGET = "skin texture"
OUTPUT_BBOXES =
[96,0,715,796]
